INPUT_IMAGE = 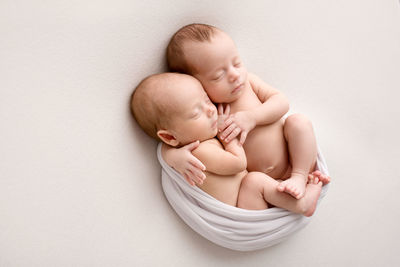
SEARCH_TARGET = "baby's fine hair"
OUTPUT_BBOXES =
[167,23,219,74]
[131,73,177,141]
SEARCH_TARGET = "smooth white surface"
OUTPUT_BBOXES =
[1,0,399,266]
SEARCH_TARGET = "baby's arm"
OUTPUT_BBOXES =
[191,105,247,175]
[192,138,247,175]
[246,72,289,125]
[161,142,206,186]
[219,73,289,143]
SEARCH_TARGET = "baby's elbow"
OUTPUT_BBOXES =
[224,159,247,175]
[236,157,247,172]
[281,94,290,113]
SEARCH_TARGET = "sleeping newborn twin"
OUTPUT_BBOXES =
[131,23,330,216]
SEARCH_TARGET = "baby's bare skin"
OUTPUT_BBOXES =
[166,24,330,199]
[236,168,328,216]
[195,138,247,206]
[228,80,315,199]
[134,72,330,216]
[228,83,289,177]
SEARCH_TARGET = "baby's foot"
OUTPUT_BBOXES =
[277,173,307,199]
[300,177,323,217]
[308,170,330,185]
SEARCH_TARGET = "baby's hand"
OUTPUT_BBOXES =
[219,110,256,145]
[217,103,230,133]
[166,141,206,186]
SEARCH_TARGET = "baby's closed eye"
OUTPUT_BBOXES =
[212,72,224,81]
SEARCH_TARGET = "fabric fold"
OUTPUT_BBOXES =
[157,142,329,251]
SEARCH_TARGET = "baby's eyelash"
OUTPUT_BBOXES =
[213,74,223,80]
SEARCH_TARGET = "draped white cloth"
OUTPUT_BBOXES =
[157,143,329,251]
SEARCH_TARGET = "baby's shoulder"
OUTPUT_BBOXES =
[247,72,262,82]
[248,72,266,88]
[192,138,223,156]
[198,138,222,149]
[247,72,281,97]
[193,138,223,161]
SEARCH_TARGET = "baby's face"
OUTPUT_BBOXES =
[169,77,218,145]
[183,31,248,103]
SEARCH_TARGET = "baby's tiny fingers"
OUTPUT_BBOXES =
[190,159,206,171]
[221,123,236,139]
[225,127,241,142]
[224,104,231,116]
[224,115,234,125]
[312,170,322,177]
[224,118,235,128]
[188,169,203,185]
[184,173,195,186]
[218,103,224,115]
[239,131,248,145]
[190,166,206,181]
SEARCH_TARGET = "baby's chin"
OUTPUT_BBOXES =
[179,131,218,147]
[198,129,219,142]
[210,128,218,139]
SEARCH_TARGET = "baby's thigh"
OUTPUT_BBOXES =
[237,172,277,210]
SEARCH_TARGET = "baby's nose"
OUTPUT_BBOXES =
[229,67,240,82]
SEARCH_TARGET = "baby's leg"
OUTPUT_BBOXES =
[237,172,269,210]
[237,172,322,216]
[277,114,318,199]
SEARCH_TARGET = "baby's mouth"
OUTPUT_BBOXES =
[232,83,243,94]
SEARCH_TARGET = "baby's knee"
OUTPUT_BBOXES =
[238,172,270,210]
[240,172,265,191]
[285,113,313,131]
[240,172,276,194]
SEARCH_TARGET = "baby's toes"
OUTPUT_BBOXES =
[312,170,322,178]
[321,174,331,184]
[287,185,300,198]
[277,182,286,191]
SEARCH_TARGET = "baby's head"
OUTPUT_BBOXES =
[167,23,248,103]
[131,72,218,147]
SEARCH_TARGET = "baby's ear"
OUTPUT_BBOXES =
[157,130,179,147]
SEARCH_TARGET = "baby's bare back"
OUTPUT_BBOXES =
[231,86,290,179]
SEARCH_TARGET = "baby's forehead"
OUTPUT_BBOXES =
[175,79,206,101]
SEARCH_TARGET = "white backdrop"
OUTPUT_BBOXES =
[1,0,400,266]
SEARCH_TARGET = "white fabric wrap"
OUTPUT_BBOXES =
[157,143,329,251]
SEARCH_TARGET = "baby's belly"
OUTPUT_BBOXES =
[198,170,247,206]
[244,119,289,179]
